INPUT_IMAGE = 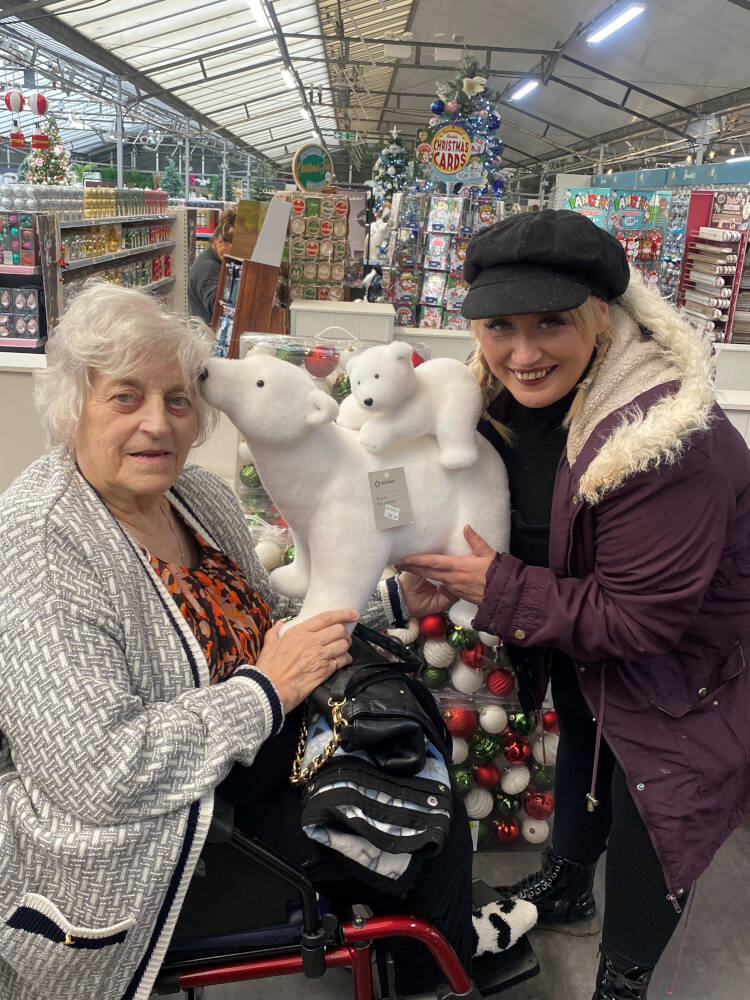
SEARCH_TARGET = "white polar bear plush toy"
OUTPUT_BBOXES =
[337,341,482,470]
[201,352,510,627]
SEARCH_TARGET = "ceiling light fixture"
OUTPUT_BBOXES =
[300,108,311,121]
[730,146,737,156]
[509,79,539,101]
[587,4,645,45]
[280,67,295,89]
[708,150,716,160]
[247,0,269,31]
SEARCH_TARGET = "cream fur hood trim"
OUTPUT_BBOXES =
[570,274,715,505]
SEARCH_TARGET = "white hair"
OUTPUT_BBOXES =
[34,281,218,449]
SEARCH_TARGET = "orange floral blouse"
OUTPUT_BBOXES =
[146,519,272,684]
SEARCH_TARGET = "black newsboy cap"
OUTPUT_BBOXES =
[462,209,630,319]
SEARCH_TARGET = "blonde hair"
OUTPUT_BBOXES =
[34,281,218,449]
[469,295,615,439]
[212,206,236,244]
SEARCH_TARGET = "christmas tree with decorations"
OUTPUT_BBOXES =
[372,128,409,208]
[424,53,505,196]
[20,115,71,184]
[160,158,184,198]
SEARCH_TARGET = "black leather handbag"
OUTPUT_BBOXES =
[290,623,452,786]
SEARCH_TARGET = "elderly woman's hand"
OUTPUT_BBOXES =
[255,609,358,714]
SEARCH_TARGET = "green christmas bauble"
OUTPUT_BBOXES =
[531,763,556,791]
[476,819,493,848]
[240,463,261,488]
[283,545,296,565]
[276,343,306,365]
[493,793,521,819]
[469,730,502,762]
[447,625,480,650]
[421,666,449,690]
[331,373,352,402]
[450,764,475,797]
[508,711,537,736]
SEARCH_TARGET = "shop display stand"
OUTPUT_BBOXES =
[211,256,284,358]
[676,191,748,342]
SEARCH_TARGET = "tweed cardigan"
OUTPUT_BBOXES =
[0,449,398,1000]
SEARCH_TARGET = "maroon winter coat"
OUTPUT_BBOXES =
[473,295,750,908]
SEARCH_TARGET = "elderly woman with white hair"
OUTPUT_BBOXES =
[0,283,537,1000]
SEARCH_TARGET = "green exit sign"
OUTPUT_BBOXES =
[334,130,357,141]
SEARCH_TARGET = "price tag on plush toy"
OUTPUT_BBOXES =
[367,467,414,530]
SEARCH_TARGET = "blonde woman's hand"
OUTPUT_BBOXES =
[254,609,358,714]
[397,525,497,606]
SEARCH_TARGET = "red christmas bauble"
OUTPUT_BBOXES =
[460,641,486,670]
[524,790,555,820]
[411,350,426,367]
[419,614,446,641]
[542,710,559,733]
[473,763,500,790]
[304,344,340,378]
[486,669,514,697]
[494,817,521,844]
[442,706,478,739]
[503,735,531,764]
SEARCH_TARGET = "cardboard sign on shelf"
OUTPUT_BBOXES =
[428,123,484,188]
[292,143,334,192]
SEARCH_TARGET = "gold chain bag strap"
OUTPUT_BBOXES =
[290,698,346,786]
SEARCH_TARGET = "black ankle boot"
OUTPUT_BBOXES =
[592,946,654,999]
[495,847,598,931]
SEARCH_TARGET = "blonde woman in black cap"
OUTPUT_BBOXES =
[399,209,750,999]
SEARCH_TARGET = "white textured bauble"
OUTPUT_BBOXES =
[464,787,494,820]
[447,599,475,629]
[479,704,508,734]
[254,540,285,571]
[521,818,550,845]
[450,661,485,695]
[238,440,254,464]
[532,732,559,766]
[423,639,456,669]
[500,765,531,796]
[386,619,420,644]
[451,737,469,765]
[478,631,500,647]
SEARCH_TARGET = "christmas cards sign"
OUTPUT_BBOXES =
[428,123,484,186]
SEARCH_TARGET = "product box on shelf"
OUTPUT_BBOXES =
[419,305,444,328]
[0,212,37,266]
[0,284,43,342]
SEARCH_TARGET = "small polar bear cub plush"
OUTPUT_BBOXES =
[337,340,482,469]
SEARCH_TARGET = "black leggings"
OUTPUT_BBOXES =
[215,706,474,994]
[551,658,683,967]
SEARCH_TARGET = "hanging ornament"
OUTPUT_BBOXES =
[542,710,559,733]
[449,661,485,695]
[387,165,397,176]
[531,763,556,791]
[478,109,489,120]
[469,730,502,762]
[503,735,532,764]
[486,669,515,698]
[304,344,340,378]
[4,90,25,115]
[423,638,456,669]
[447,625,479,650]
[443,706,478,739]
[10,130,25,149]
[450,763,475,796]
[447,599,476,629]
[418,614,446,641]
[521,818,550,845]
[479,704,507,734]
[331,372,351,402]
[532,732,559,766]
[492,178,505,195]
[386,619,420,644]
[507,711,536,737]
[276,343,306,365]
[494,817,521,844]
[254,539,285,571]
[493,792,521,819]
[460,641,486,669]
[486,112,501,131]
[451,736,469,765]
[464,787,494,820]
[239,463,262,488]
[421,665,450,690]
[500,764,531,796]
[283,545,296,565]
[524,790,555,821]
[473,762,500,790]
[27,93,48,117]
[430,98,445,115]
[31,130,50,150]
[445,100,458,114]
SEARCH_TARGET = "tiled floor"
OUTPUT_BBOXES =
[206,820,750,1000]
